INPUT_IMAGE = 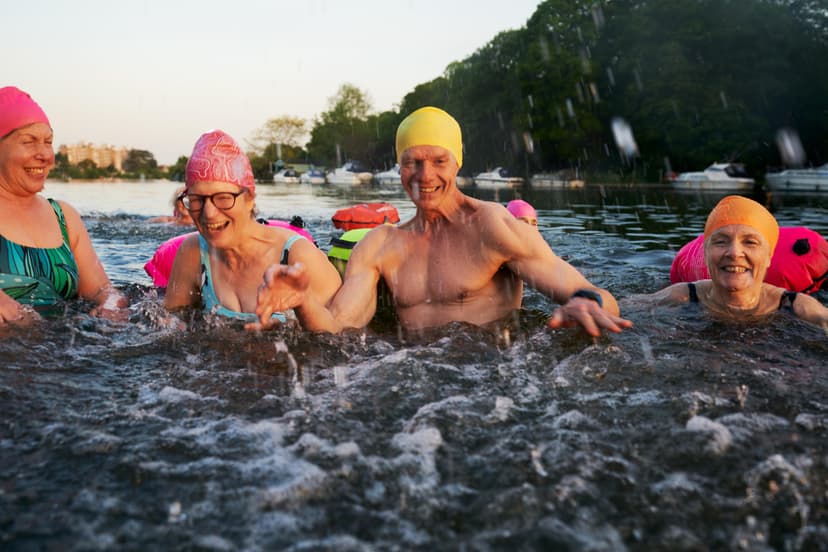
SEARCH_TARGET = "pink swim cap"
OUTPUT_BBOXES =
[506,199,536,220]
[0,86,51,139]
[185,129,255,192]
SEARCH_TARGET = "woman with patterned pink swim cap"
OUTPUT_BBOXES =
[163,129,340,327]
[0,86,127,325]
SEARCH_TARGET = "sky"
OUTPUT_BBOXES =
[5,0,542,165]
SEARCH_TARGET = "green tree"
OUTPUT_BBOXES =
[247,116,307,155]
[302,0,828,179]
[165,155,189,182]
[122,149,161,178]
[77,159,100,180]
[307,83,374,167]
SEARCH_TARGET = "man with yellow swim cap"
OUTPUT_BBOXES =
[256,107,633,336]
[644,195,828,327]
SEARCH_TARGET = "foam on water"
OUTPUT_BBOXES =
[2,182,827,549]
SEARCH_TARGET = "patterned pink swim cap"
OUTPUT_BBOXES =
[185,129,255,192]
[0,86,51,139]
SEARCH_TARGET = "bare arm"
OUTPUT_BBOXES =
[60,201,128,317]
[289,239,342,308]
[256,228,385,333]
[792,293,828,331]
[252,238,345,331]
[164,235,202,310]
[494,212,632,336]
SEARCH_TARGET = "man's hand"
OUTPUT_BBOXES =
[547,296,633,337]
[254,263,310,328]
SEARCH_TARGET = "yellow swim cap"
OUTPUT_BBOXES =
[704,195,779,253]
[396,106,463,168]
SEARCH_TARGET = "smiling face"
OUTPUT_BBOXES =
[704,224,772,293]
[399,145,459,209]
[185,180,254,246]
[0,123,54,196]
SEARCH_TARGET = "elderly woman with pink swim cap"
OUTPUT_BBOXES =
[645,195,828,327]
[163,129,340,327]
[0,86,127,324]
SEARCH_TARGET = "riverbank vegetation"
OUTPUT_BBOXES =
[59,0,827,184]
[253,0,828,183]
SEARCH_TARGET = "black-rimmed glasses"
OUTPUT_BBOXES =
[179,190,247,211]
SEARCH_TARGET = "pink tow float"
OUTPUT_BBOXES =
[670,226,828,294]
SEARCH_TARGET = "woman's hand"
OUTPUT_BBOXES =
[89,286,130,322]
[0,290,41,326]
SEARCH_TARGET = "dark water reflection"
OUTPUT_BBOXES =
[2,181,827,550]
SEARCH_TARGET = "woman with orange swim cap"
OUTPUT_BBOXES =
[646,195,828,328]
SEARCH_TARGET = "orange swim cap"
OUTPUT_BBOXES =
[703,195,779,253]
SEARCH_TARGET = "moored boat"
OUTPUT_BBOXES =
[300,167,326,185]
[473,167,524,189]
[765,164,828,193]
[373,164,401,187]
[272,168,300,184]
[670,163,754,192]
[531,171,585,189]
[326,161,373,185]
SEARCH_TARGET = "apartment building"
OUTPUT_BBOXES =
[59,143,130,172]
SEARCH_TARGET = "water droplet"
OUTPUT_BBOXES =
[611,117,639,159]
[775,127,805,167]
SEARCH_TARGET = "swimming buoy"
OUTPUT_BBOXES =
[328,227,372,278]
[331,202,400,230]
[326,226,396,323]
[144,219,314,288]
[670,226,828,294]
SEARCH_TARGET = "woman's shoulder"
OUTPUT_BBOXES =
[644,282,694,305]
[52,198,80,218]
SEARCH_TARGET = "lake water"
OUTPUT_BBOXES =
[2,179,827,550]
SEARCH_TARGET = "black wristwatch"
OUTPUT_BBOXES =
[570,289,603,308]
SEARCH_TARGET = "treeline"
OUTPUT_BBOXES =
[53,149,166,180]
[263,0,827,182]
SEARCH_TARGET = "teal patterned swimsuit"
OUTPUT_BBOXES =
[0,199,80,307]
[198,233,304,323]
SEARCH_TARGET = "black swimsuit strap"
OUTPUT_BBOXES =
[778,290,797,311]
[687,282,699,303]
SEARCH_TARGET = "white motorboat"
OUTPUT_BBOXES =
[373,164,401,187]
[473,167,524,189]
[530,171,585,189]
[272,168,300,184]
[670,163,754,192]
[765,164,828,193]
[300,167,326,185]
[326,162,373,185]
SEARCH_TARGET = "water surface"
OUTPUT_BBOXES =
[2,180,826,550]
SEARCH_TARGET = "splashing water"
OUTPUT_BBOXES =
[611,117,639,160]
[775,127,806,167]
